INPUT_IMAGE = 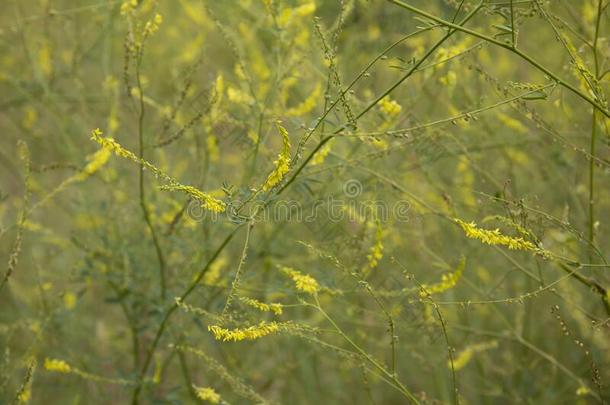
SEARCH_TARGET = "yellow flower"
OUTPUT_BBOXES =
[159,184,225,213]
[91,129,139,162]
[76,147,111,180]
[379,96,402,116]
[497,112,527,134]
[44,358,71,373]
[439,70,457,87]
[201,255,227,286]
[278,1,316,26]
[420,256,466,297]
[120,0,137,16]
[91,128,224,213]
[294,2,316,17]
[17,387,31,403]
[63,292,77,310]
[22,107,38,130]
[194,386,221,403]
[144,13,163,35]
[449,341,498,370]
[262,121,291,191]
[286,83,322,117]
[311,138,333,165]
[208,321,280,342]
[365,222,384,271]
[214,74,224,103]
[240,296,283,315]
[281,266,319,294]
[227,86,254,104]
[454,218,537,251]
[38,41,53,78]
[207,135,219,163]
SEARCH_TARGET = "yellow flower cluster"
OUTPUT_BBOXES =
[240,296,283,315]
[208,321,280,342]
[17,388,31,403]
[43,356,132,385]
[193,386,221,403]
[379,96,402,116]
[262,122,291,191]
[281,266,320,294]
[420,256,466,298]
[38,41,53,79]
[435,41,470,64]
[227,86,254,105]
[201,255,227,286]
[439,70,457,87]
[159,184,225,213]
[278,2,316,27]
[91,128,225,213]
[144,13,163,36]
[311,138,333,166]
[75,147,111,181]
[206,135,219,163]
[454,218,537,251]
[44,358,71,373]
[366,222,384,271]
[286,83,322,117]
[22,107,38,130]
[91,129,140,163]
[119,0,137,16]
[449,340,498,370]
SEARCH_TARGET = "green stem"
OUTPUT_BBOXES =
[386,0,610,119]
[510,0,516,47]
[135,44,167,302]
[588,108,598,259]
[588,0,604,262]
[222,222,253,317]
[313,296,421,404]
[278,3,482,196]
[130,224,244,404]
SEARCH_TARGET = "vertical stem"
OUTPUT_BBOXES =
[177,349,199,401]
[222,222,253,317]
[588,0,603,261]
[588,108,598,258]
[509,0,516,47]
[135,44,167,301]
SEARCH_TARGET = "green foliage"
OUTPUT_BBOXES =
[1,0,609,403]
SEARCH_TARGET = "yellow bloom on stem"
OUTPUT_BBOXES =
[44,358,71,373]
[454,218,536,251]
[286,83,322,117]
[208,321,279,342]
[159,184,225,213]
[365,222,384,272]
[379,96,402,116]
[420,256,466,298]
[91,128,225,213]
[194,386,221,403]
[76,147,111,180]
[240,296,283,315]
[281,266,319,294]
[262,121,291,191]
